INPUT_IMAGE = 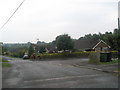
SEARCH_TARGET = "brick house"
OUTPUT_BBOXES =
[74,39,110,51]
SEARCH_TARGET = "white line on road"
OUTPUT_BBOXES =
[24,74,103,83]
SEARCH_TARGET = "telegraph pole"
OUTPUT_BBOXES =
[118,1,120,29]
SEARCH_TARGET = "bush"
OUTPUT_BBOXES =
[9,51,24,58]
[39,51,90,59]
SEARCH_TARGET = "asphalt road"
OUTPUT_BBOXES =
[2,57,118,88]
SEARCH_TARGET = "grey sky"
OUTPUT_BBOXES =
[0,0,119,43]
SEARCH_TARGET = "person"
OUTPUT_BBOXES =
[30,53,36,59]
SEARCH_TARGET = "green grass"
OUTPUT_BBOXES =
[2,59,9,62]
[0,58,12,67]
[2,63,12,67]
[100,60,120,64]
[0,58,2,62]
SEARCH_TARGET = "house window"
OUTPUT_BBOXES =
[102,47,108,51]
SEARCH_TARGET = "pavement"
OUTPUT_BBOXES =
[2,56,119,88]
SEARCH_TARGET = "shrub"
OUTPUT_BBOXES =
[39,51,90,59]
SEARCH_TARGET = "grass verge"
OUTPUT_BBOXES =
[100,60,120,64]
[0,58,12,67]
[2,63,12,67]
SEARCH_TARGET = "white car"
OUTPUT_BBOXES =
[23,54,29,59]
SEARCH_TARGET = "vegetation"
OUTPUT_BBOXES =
[2,59,9,62]
[28,44,34,57]
[79,29,120,51]
[38,45,46,53]
[39,51,91,59]
[1,28,120,59]
[56,34,74,51]
[100,59,120,64]
[0,58,12,67]
[2,63,12,67]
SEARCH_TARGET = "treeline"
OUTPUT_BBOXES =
[1,28,120,58]
[79,28,120,51]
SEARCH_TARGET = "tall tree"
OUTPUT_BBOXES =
[38,45,46,53]
[28,44,34,56]
[56,34,74,51]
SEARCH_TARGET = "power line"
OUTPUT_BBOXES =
[0,0,26,30]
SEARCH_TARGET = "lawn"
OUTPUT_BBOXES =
[2,59,9,62]
[100,59,120,64]
[2,63,12,67]
[0,58,12,67]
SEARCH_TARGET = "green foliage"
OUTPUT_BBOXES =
[0,46,2,55]
[2,63,12,67]
[9,50,25,58]
[56,34,74,51]
[37,41,46,45]
[1,46,8,55]
[113,29,120,51]
[100,59,120,64]
[0,58,12,67]
[79,29,120,52]
[28,44,34,56]
[39,51,90,59]
[38,45,46,53]
[79,33,103,40]
[2,60,9,62]
[6,45,28,58]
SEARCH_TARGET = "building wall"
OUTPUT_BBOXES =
[94,42,109,51]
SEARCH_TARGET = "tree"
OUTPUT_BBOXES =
[113,29,120,59]
[38,45,46,53]
[2,46,8,55]
[55,34,74,51]
[28,44,34,56]
[79,33,101,40]
[103,32,114,49]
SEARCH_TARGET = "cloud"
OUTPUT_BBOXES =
[0,0,118,43]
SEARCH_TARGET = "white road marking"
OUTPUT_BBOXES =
[24,74,102,83]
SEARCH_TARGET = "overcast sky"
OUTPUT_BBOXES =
[0,0,119,43]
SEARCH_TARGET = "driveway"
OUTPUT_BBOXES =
[2,57,118,88]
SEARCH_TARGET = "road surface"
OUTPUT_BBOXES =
[2,57,118,88]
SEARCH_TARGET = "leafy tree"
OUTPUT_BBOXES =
[28,44,34,56]
[112,29,120,59]
[56,34,74,51]
[2,46,8,55]
[79,33,101,40]
[113,29,120,50]
[37,41,46,45]
[102,32,114,49]
[38,45,46,53]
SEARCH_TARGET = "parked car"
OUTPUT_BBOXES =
[23,54,29,59]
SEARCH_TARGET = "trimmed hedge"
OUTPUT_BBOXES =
[38,51,94,59]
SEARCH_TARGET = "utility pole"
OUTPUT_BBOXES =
[118,1,120,29]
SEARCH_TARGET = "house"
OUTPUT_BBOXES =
[74,39,110,51]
